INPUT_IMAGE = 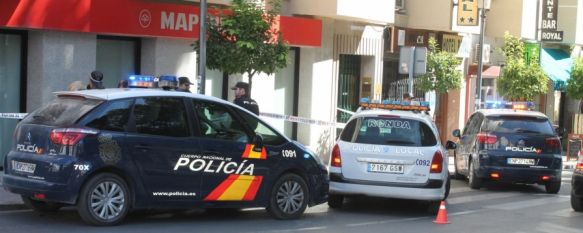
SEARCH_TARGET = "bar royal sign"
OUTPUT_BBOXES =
[0,0,322,47]
[541,0,563,42]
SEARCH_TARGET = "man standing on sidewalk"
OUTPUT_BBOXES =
[231,81,259,115]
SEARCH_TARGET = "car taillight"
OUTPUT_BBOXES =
[577,158,583,171]
[331,144,342,167]
[477,133,497,144]
[545,137,560,149]
[430,151,443,173]
[50,128,98,146]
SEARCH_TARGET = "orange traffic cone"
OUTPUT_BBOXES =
[433,201,450,224]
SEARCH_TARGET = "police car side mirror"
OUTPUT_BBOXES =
[252,134,264,152]
[452,129,461,138]
[445,140,457,150]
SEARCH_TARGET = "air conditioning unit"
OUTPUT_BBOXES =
[395,0,406,11]
[474,43,490,64]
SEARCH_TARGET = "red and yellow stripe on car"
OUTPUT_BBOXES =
[242,144,267,160]
[204,175,263,201]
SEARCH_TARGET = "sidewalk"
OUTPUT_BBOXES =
[0,172,26,210]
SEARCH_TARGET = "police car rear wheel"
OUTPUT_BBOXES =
[545,181,561,194]
[327,194,344,209]
[21,196,63,212]
[268,173,308,219]
[468,160,482,189]
[572,193,583,212]
[77,173,130,226]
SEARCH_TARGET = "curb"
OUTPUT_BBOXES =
[0,204,28,211]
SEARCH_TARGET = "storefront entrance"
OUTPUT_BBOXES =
[0,30,25,165]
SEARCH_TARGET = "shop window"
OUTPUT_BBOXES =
[0,31,24,166]
[96,36,140,88]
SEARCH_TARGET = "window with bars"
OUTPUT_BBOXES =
[337,54,361,123]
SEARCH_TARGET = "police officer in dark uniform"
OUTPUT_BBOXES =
[87,70,105,89]
[231,81,259,115]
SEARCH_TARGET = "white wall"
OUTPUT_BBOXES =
[284,0,394,24]
[298,18,336,162]
[521,0,538,40]
[27,31,97,111]
[577,0,583,45]
[557,0,578,44]
[141,38,197,86]
[404,0,453,31]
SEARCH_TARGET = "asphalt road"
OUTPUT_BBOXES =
[0,171,581,233]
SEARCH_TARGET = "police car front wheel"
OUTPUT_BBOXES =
[268,173,308,219]
[77,173,131,226]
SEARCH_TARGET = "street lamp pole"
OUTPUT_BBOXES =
[475,1,487,110]
[198,0,207,94]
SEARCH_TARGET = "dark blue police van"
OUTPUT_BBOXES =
[3,88,328,226]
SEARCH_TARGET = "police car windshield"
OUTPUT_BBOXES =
[22,97,102,127]
[350,117,437,147]
[482,115,554,135]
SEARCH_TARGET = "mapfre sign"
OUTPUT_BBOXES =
[0,0,321,47]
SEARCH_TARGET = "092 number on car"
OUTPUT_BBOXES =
[415,159,431,166]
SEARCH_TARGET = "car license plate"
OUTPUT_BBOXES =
[368,163,404,174]
[12,161,36,173]
[507,158,535,165]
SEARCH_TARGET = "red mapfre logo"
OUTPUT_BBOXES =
[139,9,152,28]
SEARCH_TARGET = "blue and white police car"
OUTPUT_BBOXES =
[3,83,328,226]
[452,101,562,193]
[328,99,454,212]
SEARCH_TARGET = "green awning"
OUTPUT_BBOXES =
[541,48,572,90]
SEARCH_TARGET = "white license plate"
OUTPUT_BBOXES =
[12,161,36,173]
[368,163,404,174]
[507,158,535,165]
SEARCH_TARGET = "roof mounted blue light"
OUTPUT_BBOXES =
[128,75,156,88]
[484,100,535,110]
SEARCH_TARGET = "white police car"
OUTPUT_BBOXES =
[328,100,454,211]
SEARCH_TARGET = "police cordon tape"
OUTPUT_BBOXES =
[1,112,346,128]
[0,113,27,120]
[260,112,346,128]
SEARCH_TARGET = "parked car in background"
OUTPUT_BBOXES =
[452,103,562,193]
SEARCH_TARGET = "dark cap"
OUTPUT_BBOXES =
[178,77,193,85]
[90,71,103,83]
[231,81,249,91]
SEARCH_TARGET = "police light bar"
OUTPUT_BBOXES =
[484,100,535,110]
[128,75,156,88]
[158,75,177,89]
[359,98,430,111]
